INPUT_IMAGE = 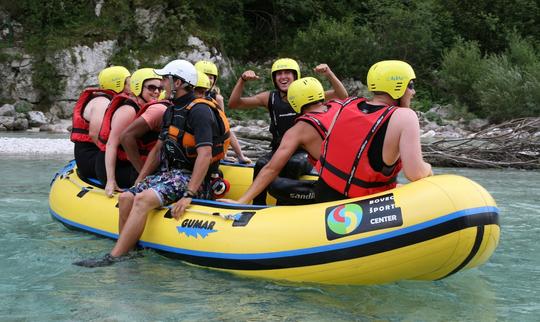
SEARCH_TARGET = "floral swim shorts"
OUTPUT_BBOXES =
[128,169,211,206]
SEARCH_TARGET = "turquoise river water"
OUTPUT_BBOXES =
[0,137,539,321]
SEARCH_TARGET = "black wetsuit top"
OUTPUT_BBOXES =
[267,90,298,150]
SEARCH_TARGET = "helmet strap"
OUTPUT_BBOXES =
[179,78,190,89]
[168,76,176,100]
[138,95,149,105]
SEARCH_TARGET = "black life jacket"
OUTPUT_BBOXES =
[162,97,230,170]
[268,90,298,150]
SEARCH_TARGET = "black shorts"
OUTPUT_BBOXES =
[314,178,348,203]
[74,142,100,179]
[94,151,138,188]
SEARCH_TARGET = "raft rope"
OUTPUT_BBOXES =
[59,171,249,222]
[60,172,109,196]
[165,206,242,221]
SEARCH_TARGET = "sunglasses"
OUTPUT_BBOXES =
[407,82,414,90]
[144,84,163,92]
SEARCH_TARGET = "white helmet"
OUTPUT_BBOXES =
[154,59,197,86]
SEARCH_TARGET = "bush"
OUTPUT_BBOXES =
[474,35,540,121]
[439,34,540,121]
[32,59,64,108]
[14,101,33,113]
[438,38,486,114]
[292,17,378,80]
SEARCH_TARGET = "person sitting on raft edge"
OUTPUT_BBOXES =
[314,60,433,203]
[228,58,348,205]
[73,59,231,268]
[218,76,341,205]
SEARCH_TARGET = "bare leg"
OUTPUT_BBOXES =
[110,189,160,257]
[118,191,135,234]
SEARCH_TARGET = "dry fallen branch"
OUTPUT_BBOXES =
[423,118,540,169]
[230,118,540,169]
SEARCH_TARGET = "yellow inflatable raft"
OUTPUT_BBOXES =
[49,160,500,285]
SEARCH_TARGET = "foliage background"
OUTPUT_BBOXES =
[1,0,539,121]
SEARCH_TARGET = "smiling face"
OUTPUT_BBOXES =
[141,79,162,102]
[274,70,296,92]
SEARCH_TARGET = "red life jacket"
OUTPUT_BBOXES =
[294,99,345,166]
[97,94,140,160]
[317,97,402,198]
[70,88,115,143]
[134,99,171,161]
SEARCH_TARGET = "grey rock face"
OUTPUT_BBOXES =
[27,111,48,127]
[53,40,117,101]
[0,104,16,116]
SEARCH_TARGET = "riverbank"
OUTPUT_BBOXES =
[1,106,538,169]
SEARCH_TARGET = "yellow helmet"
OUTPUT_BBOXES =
[130,68,162,97]
[158,90,166,100]
[367,60,416,99]
[287,77,325,113]
[271,58,301,88]
[195,61,218,78]
[195,71,212,90]
[98,66,131,93]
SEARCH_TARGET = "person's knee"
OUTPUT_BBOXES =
[133,190,159,212]
[118,192,134,213]
[119,191,134,204]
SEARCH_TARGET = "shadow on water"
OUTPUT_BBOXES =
[0,155,539,320]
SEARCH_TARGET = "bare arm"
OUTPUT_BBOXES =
[87,96,110,144]
[314,64,348,100]
[171,145,212,219]
[395,109,433,181]
[228,131,251,163]
[135,140,162,183]
[104,106,136,196]
[228,70,269,109]
[120,117,151,173]
[221,127,302,204]
[215,93,225,110]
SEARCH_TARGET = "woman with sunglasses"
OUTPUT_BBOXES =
[314,60,433,202]
[119,78,170,176]
[95,68,163,197]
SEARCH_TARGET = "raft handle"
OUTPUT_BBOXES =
[163,207,255,224]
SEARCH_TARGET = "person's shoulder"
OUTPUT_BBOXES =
[146,102,168,112]
[390,108,419,130]
[189,102,214,118]
[287,120,313,137]
[393,107,418,120]
[89,95,110,105]
[191,100,214,110]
